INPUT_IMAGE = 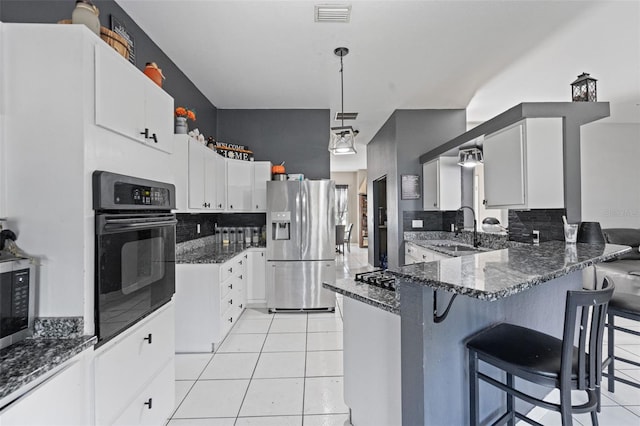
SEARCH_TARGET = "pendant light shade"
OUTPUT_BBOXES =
[329,126,357,155]
[458,147,484,168]
[329,47,357,155]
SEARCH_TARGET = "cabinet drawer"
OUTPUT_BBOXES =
[220,276,234,299]
[112,360,175,426]
[95,303,175,425]
[220,261,237,282]
[220,288,234,314]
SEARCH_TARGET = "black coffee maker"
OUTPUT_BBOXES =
[577,221,605,244]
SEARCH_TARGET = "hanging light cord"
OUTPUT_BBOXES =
[339,53,345,129]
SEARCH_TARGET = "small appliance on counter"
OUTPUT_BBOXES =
[0,228,35,350]
[481,217,506,233]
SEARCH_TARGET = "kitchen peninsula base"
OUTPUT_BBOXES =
[398,272,577,425]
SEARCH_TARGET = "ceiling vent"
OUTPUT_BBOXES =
[335,112,358,121]
[315,5,351,23]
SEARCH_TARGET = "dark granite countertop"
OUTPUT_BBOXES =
[324,277,399,315]
[0,318,96,404]
[177,237,266,264]
[388,241,631,301]
[406,239,492,257]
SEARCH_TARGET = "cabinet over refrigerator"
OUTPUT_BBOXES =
[266,180,336,311]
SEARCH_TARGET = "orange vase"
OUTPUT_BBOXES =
[143,65,163,87]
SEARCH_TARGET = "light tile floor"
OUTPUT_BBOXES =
[169,246,640,425]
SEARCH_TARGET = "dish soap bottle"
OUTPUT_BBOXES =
[72,0,100,36]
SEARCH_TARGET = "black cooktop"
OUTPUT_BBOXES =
[354,269,396,291]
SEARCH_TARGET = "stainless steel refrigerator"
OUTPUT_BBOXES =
[266,180,336,311]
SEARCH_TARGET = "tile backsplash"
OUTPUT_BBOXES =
[176,213,266,243]
[403,211,458,232]
[508,208,566,243]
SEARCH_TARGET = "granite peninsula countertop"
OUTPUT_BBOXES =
[0,318,96,404]
[388,241,631,301]
[324,276,399,315]
[177,237,266,264]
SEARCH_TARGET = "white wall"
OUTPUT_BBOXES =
[581,122,640,228]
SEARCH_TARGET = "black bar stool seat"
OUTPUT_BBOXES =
[467,278,614,426]
[603,292,640,391]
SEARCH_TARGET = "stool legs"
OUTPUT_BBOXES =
[469,350,479,426]
[607,314,615,393]
[559,387,573,425]
[506,373,515,426]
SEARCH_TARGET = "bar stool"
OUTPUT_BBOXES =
[603,292,640,391]
[467,277,614,426]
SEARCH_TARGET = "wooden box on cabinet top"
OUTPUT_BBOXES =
[483,118,563,209]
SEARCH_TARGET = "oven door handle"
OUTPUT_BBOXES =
[102,217,177,232]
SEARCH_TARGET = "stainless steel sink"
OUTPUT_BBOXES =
[446,245,478,252]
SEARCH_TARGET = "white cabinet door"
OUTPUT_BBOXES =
[94,303,175,425]
[188,140,207,209]
[227,160,253,211]
[247,249,267,305]
[423,157,460,211]
[95,44,173,154]
[422,160,439,210]
[112,361,175,426]
[252,162,272,211]
[143,79,174,154]
[175,263,221,353]
[213,153,227,210]
[483,123,526,207]
[483,118,563,209]
[0,354,90,426]
[95,45,145,144]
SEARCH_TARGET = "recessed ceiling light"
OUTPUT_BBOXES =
[335,112,358,121]
[315,5,351,23]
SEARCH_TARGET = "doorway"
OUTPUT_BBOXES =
[373,176,387,268]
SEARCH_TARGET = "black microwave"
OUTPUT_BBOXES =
[0,257,35,350]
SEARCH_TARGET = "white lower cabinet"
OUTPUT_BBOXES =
[175,253,247,352]
[405,242,450,264]
[246,248,267,306]
[112,361,175,426]
[93,302,175,426]
[0,352,91,426]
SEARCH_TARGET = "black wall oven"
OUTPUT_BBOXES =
[93,171,176,346]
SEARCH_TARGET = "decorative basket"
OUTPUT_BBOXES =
[99,27,129,60]
[58,20,129,61]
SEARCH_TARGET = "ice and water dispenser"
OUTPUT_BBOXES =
[271,211,291,240]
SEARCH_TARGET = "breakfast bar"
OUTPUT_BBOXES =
[325,241,630,425]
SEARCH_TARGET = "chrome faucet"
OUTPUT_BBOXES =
[456,206,479,248]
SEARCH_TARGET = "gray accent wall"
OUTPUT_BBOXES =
[367,109,466,268]
[217,109,331,179]
[1,0,218,138]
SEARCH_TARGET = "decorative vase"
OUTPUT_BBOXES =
[175,117,188,134]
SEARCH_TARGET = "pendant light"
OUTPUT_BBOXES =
[329,47,357,155]
[457,147,484,168]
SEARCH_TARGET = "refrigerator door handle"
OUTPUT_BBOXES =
[300,183,307,257]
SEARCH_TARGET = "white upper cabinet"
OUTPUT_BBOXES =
[95,45,173,154]
[252,162,272,211]
[483,118,563,209]
[227,159,253,211]
[187,138,225,210]
[423,157,461,211]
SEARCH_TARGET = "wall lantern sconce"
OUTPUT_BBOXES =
[458,147,484,168]
[329,47,357,155]
[571,72,597,102]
